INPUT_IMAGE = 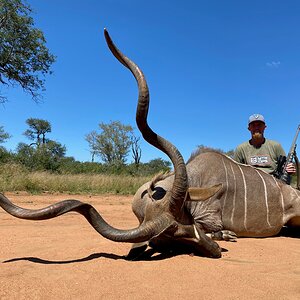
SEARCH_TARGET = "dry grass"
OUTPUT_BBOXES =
[0,163,151,194]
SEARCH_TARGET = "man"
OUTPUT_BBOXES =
[234,114,296,181]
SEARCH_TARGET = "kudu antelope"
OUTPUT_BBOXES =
[1,30,299,259]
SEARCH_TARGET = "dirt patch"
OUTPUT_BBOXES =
[0,193,299,299]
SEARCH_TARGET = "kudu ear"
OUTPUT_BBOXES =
[186,184,222,201]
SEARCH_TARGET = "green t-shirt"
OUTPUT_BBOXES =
[234,138,286,174]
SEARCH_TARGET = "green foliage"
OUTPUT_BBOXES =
[128,158,171,176]
[24,117,51,145]
[0,116,170,178]
[58,157,171,176]
[0,145,14,162]
[12,118,66,171]
[86,121,135,164]
[15,140,66,171]
[58,159,106,174]
[0,0,55,102]
[0,125,10,143]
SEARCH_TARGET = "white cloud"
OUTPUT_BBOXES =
[266,61,281,68]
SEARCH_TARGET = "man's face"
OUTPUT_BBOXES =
[248,121,266,139]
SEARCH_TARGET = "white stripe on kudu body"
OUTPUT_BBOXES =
[237,165,248,231]
[272,175,285,224]
[229,162,237,227]
[221,157,229,211]
[255,169,271,227]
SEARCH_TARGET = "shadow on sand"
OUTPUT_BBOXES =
[279,226,300,238]
[2,246,229,264]
[3,252,124,264]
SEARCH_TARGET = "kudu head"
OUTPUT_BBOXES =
[0,29,221,259]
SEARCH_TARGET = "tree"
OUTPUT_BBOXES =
[0,0,55,103]
[16,140,66,171]
[0,125,10,143]
[17,118,66,171]
[44,140,66,158]
[86,121,134,164]
[0,145,12,162]
[131,135,141,166]
[23,117,51,146]
[144,158,171,172]
[85,130,98,162]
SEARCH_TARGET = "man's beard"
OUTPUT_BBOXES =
[252,132,263,139]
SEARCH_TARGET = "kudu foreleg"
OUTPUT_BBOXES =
[207,230,237,242]
[172,224,222,258]
[148,224,222,258]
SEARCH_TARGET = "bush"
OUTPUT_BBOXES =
[0,146,15,163]
[58,158,171,176]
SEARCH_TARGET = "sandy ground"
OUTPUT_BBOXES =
[0,193,299,300]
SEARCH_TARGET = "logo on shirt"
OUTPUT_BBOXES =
[250,155,269,165]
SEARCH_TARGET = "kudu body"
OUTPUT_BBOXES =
[133,152,300,242]
[1,30,299,259]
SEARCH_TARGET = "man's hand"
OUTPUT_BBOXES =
[285,163,296,174]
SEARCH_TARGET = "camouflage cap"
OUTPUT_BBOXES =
[248,114,265,125]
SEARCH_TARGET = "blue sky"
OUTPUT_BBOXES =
[1,0,300,163]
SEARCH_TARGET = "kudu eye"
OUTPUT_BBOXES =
[141,187,167,201]
[151,187,167,200]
